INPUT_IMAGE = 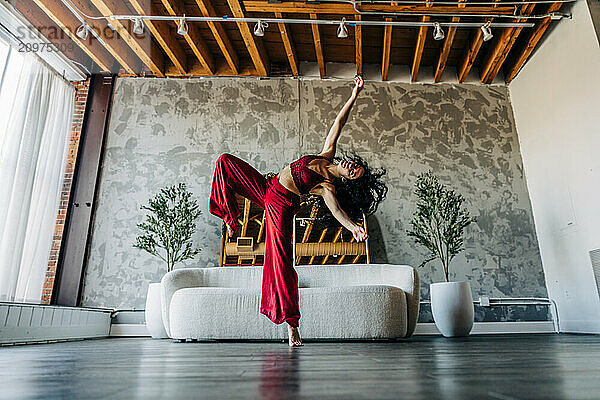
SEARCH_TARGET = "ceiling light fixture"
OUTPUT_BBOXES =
[433,22,445,40]
[76,23,89,40]
[337,17,348,38]
[253,20,268,36]
[481,21,493,41]
[177,15,188,35]
[133,17,144,34]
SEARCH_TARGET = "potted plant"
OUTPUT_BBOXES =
[407,172,476,337]
[134,183,201,338]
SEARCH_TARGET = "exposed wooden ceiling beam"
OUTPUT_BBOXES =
[67,0,143,74]
[457,29,483,83]
[411,1,433,83]
[226,0,269,76]
[480,36,510,82]
[457,0,500,82]
[483,4,537,83]
[310,13,325,78]
[382,18,392,81]
[15,1,95,72]
[355,15,362,75]
[89,0,164,77]
[195,0,239,75]
[434,0,466,83]
[275,12,298,76]
[128,0,186,75]
[160,0,215,75]
[504,2,562,83]
[434,21,458,82]
[411,16,428,82]
[165,61,259,76]
[480,2,536,83]
[31,0,133,73]
[243,1,514,16]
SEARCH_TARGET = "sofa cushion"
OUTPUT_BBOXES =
[168,285,407,340]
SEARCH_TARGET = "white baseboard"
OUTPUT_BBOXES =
[109,321,558,338]
[414,321,557,335]
[109,323,150,337]
[555,320,600,334]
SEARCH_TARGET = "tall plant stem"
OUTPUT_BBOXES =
[433,218,447,281]
[444,241,450,282]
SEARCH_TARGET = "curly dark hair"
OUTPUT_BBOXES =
[303,152,388,225]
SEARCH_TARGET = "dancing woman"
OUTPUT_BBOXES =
[209,76,387,346]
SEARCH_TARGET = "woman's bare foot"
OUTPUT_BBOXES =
[287,325,303,347]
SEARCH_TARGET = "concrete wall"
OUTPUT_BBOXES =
[81,77,545,322]
[509,0,600,333]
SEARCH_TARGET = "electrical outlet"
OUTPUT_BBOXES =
[479,296,490,307]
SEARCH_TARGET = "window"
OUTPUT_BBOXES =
[0,39,25,146]
[0,37,9,81]
[0,38,75,303]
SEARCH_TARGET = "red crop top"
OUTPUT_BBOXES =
[290,155,331,194]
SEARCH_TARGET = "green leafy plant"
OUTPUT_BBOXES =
[134,183,201,272]
[407,172,476,282]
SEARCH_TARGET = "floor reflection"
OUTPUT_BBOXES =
[430,338,471,400]
[2,335,598,400]
[259,348,301,400]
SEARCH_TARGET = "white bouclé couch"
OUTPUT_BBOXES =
[161,264,420,340]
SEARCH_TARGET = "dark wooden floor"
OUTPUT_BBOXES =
[1,334,599,400]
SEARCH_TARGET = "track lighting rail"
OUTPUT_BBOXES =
[349,2,571,19]
[62,0,571,26]
[107,14,536,28]
[334,0,577,6]
[62,0,571,55]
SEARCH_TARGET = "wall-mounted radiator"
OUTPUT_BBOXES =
[0,302,111,345]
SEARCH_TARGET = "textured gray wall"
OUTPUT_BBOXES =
[81,77,546,316]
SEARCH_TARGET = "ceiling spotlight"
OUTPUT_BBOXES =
[481,21,493,42]
[76,23,89,41]
[433,22,445,41]
[337,17,348,38]
[133,18,144,35]
[253,20,268,37]
[177,15,188,36]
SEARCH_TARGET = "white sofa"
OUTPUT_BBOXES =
[161,264,420,340]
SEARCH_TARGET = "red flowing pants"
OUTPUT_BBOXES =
[209,154,301,327]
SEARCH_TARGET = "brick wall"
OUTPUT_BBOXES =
[41,79,90,305]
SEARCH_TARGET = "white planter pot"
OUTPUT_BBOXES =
[430,281,474,337]
[145,282,168,339]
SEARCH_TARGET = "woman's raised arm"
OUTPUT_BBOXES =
[320,186,368,242]
[319,76,364,160]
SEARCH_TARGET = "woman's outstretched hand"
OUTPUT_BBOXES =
[351,224,368,242]
[353,75,364,96]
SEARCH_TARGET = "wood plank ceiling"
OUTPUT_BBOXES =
[20,0,565,83]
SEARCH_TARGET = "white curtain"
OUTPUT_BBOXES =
[0,40,75,303]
